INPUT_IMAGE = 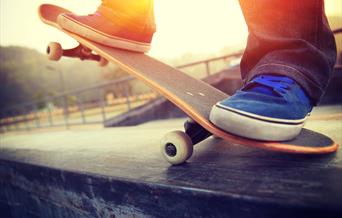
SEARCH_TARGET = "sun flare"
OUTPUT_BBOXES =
[0,0,341,59]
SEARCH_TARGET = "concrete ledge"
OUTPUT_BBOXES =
[104,97,186,127]
[1,113,342,217]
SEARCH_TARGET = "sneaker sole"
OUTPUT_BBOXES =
[209,104,306,141]
[57,14,151,53]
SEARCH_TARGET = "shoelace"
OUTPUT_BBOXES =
[244,75,295,96]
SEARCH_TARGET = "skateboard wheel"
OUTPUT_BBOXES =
[47,42,63,61]
[160,130,193,165]
[99,57,108,67]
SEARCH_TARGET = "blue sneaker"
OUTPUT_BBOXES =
[209,74,313,141]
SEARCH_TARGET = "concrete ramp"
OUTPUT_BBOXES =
[1,108,342,217]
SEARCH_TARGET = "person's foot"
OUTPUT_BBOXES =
[209,74,313,141]
[57,10,155,53]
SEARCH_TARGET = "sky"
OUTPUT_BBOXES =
[0,0,341,59]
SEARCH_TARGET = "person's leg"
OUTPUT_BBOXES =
[210,0,337,141]
[239,0,336,103]
[57,0,155,52]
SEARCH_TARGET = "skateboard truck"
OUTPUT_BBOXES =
[46,42,108,67]
[160,119,212,165]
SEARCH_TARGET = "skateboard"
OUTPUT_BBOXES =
[39,4,338,165]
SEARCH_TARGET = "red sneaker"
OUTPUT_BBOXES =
[57,6,155,53]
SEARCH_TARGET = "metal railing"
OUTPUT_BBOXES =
[0,52,243,132]
[177,51,243,76]
[0,77,140,131]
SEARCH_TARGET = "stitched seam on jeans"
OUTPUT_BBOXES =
[255,63,302,75]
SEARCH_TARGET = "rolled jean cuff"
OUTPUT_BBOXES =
[245,63,324,105]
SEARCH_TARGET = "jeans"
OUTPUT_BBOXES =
[239,0,337,104]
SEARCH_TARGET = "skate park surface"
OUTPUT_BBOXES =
[0,104,341,217]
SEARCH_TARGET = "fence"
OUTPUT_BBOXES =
[0,52,243,132]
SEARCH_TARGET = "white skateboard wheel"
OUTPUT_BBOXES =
[160,130,193,165]
[47,42,63,61]
[99,57,108,67]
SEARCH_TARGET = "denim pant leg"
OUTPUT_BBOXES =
[238,0,337,104]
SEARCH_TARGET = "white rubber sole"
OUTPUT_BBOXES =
[57,15,151,53]
[209,104,306,141]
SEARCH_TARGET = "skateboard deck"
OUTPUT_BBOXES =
[39,4,338,164]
